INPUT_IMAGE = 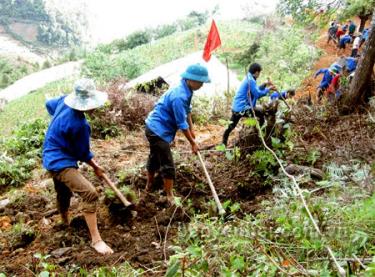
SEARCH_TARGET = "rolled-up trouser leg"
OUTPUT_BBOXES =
[53,177,73,215]
[52,168,99,213]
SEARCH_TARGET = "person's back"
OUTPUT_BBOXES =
[43,96,92,171]
[348,22,356,35]
[146,81,192,143]
[346,57,358,73]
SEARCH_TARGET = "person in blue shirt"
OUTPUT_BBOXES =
[269,89,296,102]
[222,63,275,146]
[360,28,370,48]
[145,64,210,204]
[338,34,352,52]
[345,56,358,73]
[42,78,113,255]
[314,67,337,102]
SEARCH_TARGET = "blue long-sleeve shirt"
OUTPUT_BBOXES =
[346,57,357,73]
[270,91,287,101]
[232,73,270,113]
[42,96,94,171]
[315,68,333,89]
[363,29,369,41]
[339,35,352,47]
[145,79,192,143]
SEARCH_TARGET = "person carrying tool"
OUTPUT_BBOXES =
[42,78,113,255]
[222,63,276,146]
[314,66,338,102]
[327,21,338,45]
[144,63,210,204]
[269,89,296,102]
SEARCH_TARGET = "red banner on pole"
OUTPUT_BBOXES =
[202,20,221,62]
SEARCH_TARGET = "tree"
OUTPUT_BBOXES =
[341,10,375,112]
[342,0,375,31]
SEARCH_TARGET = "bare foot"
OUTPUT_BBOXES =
[91,240,114,255]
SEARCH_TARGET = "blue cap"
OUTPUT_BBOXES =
[181,64,211,83]
[331,63,342,73]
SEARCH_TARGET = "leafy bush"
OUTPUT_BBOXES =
[234,24,319,89]
[88,83,157,138]
[0,57,35,89]
[0,119,47,189]
[248,149,277,177]
[83,20,260,82]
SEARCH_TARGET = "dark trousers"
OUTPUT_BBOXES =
[145,127,175,179]
[222,107,264,146]
[351,48,358,57]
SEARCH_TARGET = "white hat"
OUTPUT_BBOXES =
[64,78,108,111]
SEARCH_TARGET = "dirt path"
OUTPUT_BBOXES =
[298,29,352,100]
[0,61,82,102]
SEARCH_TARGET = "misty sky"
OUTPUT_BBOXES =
[87,0,278,42]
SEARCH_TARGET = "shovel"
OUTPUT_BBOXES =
[197,151,225,215]
[101,174,133,207]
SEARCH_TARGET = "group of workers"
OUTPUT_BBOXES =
[327,19,370,57]
[318,19,370,102]
[41,62,294,255]
[40,19,370,256]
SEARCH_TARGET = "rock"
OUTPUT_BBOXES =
[38,179,53,189]
[0,216,12,230]
[41,217,51,226]
[15,212,30,223]
[13,248,24,255]
[51,247,72,258]
[0,199,10,209]
[284,164,324,180]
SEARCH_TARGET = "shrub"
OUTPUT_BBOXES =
[88,82,157,138]
[0,119,47,189]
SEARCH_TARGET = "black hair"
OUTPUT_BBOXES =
[248,63,262,74]
[286,89,296,96]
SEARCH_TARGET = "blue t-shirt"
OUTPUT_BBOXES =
[315,68,333,89]
[42,96,94,171]
[363,29,369,41]
[270,91,287,101]
[346,57,357,73]
[232,73,269,113]
[340,35,352,46]
[145,79,192,143]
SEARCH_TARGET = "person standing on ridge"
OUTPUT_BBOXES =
[144,64,210,204]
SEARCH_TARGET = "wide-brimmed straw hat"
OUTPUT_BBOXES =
[181,64,211,83]
[64,78,108,111]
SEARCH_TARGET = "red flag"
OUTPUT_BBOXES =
[203,20,221,62]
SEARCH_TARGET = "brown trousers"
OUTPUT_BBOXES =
[50,168,98,214]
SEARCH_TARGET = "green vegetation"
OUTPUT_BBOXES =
[0,57,38,89]
[82,20,260,82]
[168,163,375,275]
[0,78,73,136]
[0,119,47,188]
[0,0,87,46]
